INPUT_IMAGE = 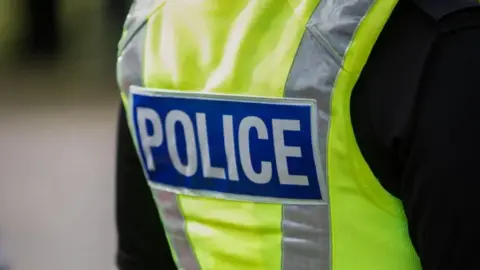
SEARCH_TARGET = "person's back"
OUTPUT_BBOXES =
[115,0,480,269]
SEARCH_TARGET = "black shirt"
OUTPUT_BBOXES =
[115,0,480,269]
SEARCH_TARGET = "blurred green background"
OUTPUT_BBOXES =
[0,1,130,269]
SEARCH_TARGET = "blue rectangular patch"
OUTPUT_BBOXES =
[128,86,326,204]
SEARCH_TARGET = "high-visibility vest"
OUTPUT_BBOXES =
[117,0,421,269]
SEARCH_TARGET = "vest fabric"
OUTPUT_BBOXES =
[116,0,421,269]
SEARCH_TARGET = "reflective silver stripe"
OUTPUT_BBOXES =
[117,24,146,94]
[118,0,158,52]
[282,0,375,269]
[117,0,159,94]
[152,190,200,270]
[117,4,201,269]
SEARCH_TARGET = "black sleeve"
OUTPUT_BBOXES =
[351,3,480,269]
[399,24,480,269]
[115,105,176,270]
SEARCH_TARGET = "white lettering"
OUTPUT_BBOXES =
[137,107,163,171]
[196,113,226,179]
[136,105,312,187]
[272,119,309,186]
[238,116,272,184]
[223,115,239,181]
[165,110,198,177]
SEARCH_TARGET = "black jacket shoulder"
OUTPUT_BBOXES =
[412,0,479,21]
[351,0,480,269]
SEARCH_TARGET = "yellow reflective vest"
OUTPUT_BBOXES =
[117,0,421,269]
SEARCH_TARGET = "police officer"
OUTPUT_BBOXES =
[115,0,480,269]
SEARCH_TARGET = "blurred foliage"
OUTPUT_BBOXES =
[0,0,22,61]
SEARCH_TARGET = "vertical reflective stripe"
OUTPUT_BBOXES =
[117,25,146,96]
[281,205,330,270]
[282,0,374,269]
[118,0,162,95]
[117,3,201,268]
[118,0,160,53]
[153,190,200,270]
